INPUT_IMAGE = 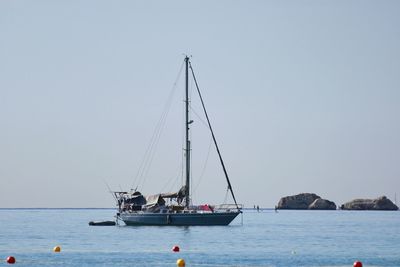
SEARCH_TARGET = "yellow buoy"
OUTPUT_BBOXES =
[53,246,61,252]
[176,258,185,267]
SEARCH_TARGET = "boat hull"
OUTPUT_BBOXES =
[120,212,240,226]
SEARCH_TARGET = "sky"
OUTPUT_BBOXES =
[1,1,399,208]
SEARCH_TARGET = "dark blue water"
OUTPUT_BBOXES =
[0,209,399,266]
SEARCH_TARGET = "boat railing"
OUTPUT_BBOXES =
[214,204,242,212]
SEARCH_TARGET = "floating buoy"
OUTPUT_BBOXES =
[6,256,16,264]
[176,258,185,267]
[53,246,61,252]
[353,261,363,267]
[172,245,180,252]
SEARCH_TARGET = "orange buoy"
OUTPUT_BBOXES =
[172,245,180,252]
[353,261,363,267]
[53,246,61,252]
[176,258,185,267]
[6,256,16,264]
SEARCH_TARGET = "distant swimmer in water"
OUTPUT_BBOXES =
[256,205,259,212]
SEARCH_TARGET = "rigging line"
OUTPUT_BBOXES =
[136,63,184,182]
[132,61,185,190]
[133,94,171,190]
[189,106,208,128]
[159,165,181,193]
[131,90,172,190]
[138,102,170,189]
[192,136,213,194]
[223,187,229,204]
[139,60,185,187]
[167,172,180,193]
[138,81,178,190]
[133,106,166,189]
[189,61,240,209]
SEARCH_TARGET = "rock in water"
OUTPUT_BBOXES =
[277,193,321,209]
[308,198,336,210]
[341,196,399,210]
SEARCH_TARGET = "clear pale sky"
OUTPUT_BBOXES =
[1,1,399,208]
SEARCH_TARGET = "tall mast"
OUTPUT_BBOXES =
[184,56,191,208]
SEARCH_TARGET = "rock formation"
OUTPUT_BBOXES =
[308,198,336,210]
[277,193,336,210]
[341,196,399,210]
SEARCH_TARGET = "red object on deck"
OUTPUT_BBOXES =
[6,256,16,264]
[199,204,213,212]
[353,261,363,267]
[172,245,180,252]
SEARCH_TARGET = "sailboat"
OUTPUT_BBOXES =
[114,56,241,226]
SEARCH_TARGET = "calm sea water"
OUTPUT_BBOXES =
[0,209,399,266]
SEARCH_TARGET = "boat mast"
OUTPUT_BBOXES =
[184,56,191,208]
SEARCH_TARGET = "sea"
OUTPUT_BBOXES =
[0,208,399,267]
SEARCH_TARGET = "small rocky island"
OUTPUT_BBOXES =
[340,196,398,210]
[277,193,336,210]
